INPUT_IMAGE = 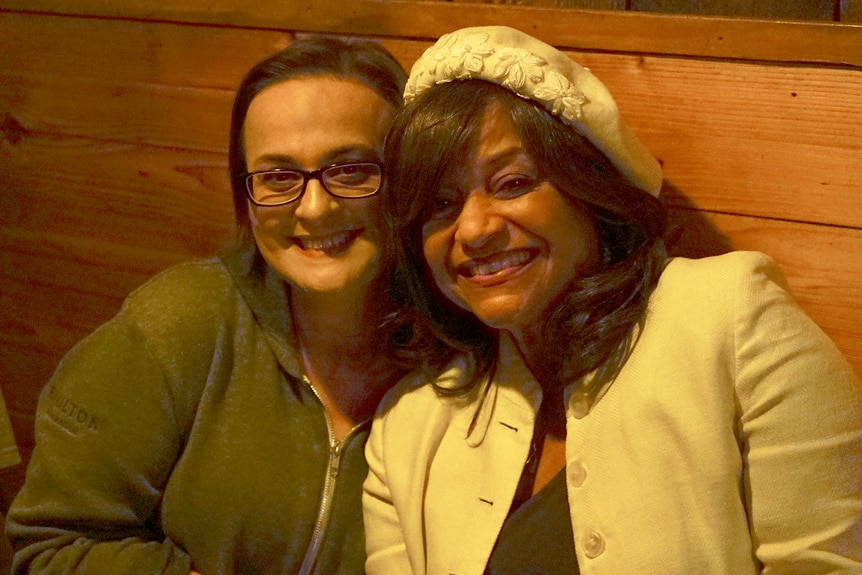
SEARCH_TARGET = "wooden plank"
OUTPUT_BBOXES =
[0,228,197,363]
[631,0,836,21]
[565,52,862,229]
[0,13,420,97]
[0,12,292,89]
[1,1,860,65]
[668,208,862,379]
[0,72,234,152]
[0,135,235,254]
[4,17,860,230]
[444,0,626,7]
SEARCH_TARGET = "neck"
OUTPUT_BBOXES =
[290,277,404,438]
[291,286,377,342]
[510,329,567,438]
[510,327,547,383]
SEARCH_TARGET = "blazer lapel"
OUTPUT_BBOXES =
[424,335,542,575]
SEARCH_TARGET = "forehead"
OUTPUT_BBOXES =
[243,76,394,165]
[441,102,529,181]
[474,102,523,157]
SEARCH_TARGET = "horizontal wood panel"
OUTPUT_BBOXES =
[4,21,859,228]
[0,135,235,253]
[0,73,234,153]
[0,228,201,364]
[439,0,840,21]
[630,0,836,20]
[0,12,291,89]
[1,1,860,65]
[566,52,862,228]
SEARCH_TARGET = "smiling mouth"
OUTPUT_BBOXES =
[459,250,534,279]
[292,230,362,252]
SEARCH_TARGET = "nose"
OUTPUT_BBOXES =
[453,193,504,251]
[293,177,338,221]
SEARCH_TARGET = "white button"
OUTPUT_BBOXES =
[568,461,587,487]
[582,531,605,558]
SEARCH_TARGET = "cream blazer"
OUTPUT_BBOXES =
[363,252,862,575]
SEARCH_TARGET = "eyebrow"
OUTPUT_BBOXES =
[252,145,382,171]
[480,146,531,170]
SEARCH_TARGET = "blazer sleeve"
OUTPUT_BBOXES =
[5,314,194,575]
[732,253,862,571]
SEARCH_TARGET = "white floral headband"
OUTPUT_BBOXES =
[405,26,663,196]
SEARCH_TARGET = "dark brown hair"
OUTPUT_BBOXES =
[382,80,667,395]
[228,35,407,250]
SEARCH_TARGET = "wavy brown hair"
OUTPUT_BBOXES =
[381,80,667,395]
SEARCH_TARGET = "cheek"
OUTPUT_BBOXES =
[352,197,382,233]
[249,205,288,242]
[421,230,450,287]
[552,211,601,272]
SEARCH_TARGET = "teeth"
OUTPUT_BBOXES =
[467,251,531,277]
[296,231,353,251]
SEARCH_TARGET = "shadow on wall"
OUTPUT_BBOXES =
[661,184,734,259]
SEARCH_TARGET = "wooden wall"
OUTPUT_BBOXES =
[440,0,862,22]
[1,0,861,511]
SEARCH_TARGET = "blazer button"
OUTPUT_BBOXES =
[582,531,605,558]
[568,461,587,487]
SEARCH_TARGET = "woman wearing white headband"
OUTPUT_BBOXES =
[363,26,862,574]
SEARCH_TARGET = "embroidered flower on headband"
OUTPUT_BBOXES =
[534,71,588,122]
[446,32,494,78]
[402,26,664,196]
[494,48,545,90]
[404,31,588,123]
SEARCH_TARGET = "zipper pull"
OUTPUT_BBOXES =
[329,442,343,478]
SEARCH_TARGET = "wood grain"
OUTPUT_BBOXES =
[0,12,292,89]
[2,0,860,65]
[564,52,862,229]
[631,0,836,20]
[6,20,859,228]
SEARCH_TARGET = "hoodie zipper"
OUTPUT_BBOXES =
[296,376,363,575]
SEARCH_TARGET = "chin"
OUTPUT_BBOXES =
[469,307,524,333]
[291,265,382,296]
[288,275,367,295]
[270,250,382,296]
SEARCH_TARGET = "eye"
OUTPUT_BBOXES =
[325,163,380,186]
[493,174,537,198]
[256,171,302,192]
[424,188,461,221]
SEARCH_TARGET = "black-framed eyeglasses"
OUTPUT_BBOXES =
[242,162,383,206]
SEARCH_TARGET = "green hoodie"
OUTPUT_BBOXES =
[6,247,370,574]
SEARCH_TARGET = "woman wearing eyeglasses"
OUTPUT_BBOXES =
[6,36,409,575]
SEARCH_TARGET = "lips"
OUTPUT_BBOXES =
[292,229,362,252]
[458,249,534,279]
